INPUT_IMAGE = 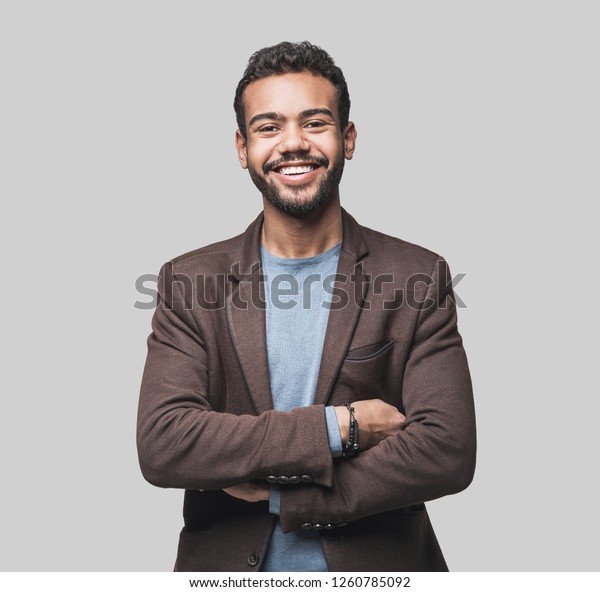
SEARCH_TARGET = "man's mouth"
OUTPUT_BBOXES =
[265,155,328,175]
[274,164,319,176]
[264,158,327,185]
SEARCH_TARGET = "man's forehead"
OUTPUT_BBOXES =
[243,72,338,121]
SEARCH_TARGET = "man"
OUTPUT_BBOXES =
[137,41,476,572]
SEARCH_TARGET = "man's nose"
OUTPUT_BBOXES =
[277,125,309,154]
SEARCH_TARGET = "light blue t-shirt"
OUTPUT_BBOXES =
[260,242,343,572]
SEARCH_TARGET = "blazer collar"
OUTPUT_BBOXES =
[226,208,370,414]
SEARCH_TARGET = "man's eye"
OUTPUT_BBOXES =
[259,125,279,133]
[305,121,326,129]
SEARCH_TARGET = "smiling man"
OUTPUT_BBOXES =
[137,41,476,572]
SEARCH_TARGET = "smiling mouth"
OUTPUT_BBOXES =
[273,164,320,176]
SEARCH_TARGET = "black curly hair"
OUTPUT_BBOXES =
[234,41,351,140]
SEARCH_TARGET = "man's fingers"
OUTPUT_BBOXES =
[223,482,269,502]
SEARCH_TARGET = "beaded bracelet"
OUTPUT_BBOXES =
[342,403,360,458]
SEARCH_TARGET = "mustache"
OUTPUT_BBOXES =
[263,153,329,175]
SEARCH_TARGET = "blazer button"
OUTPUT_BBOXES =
[266,475,278,484]
[277,476,290,485]
[289,475,301,484]
[247,553,260,567]
[301,522,313,530]
[301,474,313,483]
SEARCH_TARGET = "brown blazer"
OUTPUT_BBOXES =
[137,209,476,572]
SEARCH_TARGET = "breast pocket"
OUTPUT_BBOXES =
[332,339,395,402]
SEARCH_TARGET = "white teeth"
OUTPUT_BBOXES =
[278,165,315,175]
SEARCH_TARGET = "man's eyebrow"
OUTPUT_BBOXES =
[248,112,283,127]
[300,108,334,119]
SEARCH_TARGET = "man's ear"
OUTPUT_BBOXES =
[343,121,357,160]
[235,129,248,169]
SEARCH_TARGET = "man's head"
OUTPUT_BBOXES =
[234,41,351,142]
[234,42,356,217]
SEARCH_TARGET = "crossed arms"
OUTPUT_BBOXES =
[137,258,476,531]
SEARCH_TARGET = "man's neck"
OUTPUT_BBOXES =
[261,195,343,259]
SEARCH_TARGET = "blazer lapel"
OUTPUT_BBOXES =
[313,209,370,406]
[225,213,273,415]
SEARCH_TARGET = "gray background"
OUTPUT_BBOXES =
[1,0,598,571]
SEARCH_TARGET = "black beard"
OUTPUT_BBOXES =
[248,155,345,217]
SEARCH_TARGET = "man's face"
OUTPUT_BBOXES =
[236,71,356,216]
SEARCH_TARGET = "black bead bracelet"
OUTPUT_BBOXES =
[342,403,360,458]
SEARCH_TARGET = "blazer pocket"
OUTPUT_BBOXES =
[333,340,395,400]
[345,339,395,361]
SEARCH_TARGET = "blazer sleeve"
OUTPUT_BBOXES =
[137,264,334,491]
[278,258,476,532]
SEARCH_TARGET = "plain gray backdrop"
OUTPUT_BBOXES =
[1,0,598,571]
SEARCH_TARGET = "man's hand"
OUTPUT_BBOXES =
[223,481,270,502]
[335,399,406,451]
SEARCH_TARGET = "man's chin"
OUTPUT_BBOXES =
[263,189,330,217]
